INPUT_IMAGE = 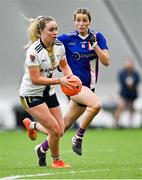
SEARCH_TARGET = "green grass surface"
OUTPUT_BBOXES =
[0,128,142,179]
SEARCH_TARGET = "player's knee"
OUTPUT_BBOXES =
[50,126,61,137]
[95,102,102,112]
[91,101,102,114]
[54,127,65,137]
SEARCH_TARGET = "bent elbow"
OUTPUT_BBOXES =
[105,57,111,66]
[31,78,39,85]
[103,60,110,67]
[105,61,110,66]
[32,81,38,85]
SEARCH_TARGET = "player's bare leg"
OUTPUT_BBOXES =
[67,86,101,155]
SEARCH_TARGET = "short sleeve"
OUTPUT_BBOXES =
[96,32,108,50]
[26,47,39,67]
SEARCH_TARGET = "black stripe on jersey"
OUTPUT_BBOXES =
[55,39,62,46]
[40,39,46,49]
[35,44,43,53]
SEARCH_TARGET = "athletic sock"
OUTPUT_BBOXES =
[29,122,37,129]
[41,140,49,153]
[76,127,86,139]
[51,154,61,161]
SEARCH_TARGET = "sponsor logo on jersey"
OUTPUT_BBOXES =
[72,52,96,60]
[72,52,80,60]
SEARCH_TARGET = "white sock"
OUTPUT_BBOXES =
[29,122,37,129]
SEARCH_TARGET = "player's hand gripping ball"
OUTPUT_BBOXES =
[61,75,82,96]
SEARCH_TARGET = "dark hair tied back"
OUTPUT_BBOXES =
[74,8,91,22]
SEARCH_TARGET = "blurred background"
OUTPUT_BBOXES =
[0,0,142,130]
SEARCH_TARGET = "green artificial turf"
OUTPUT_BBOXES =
[0,128,142,179]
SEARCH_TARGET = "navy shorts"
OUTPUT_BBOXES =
[20,93,59,109]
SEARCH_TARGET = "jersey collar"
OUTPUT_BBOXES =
[40,39,47,49]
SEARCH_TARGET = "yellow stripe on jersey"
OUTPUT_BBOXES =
[28,65,40,67]
[28,97,32,103]
[20,97,29,110]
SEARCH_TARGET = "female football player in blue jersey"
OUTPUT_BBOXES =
[19,15,79,168]
[58,8,110,155]
[23,8,110,157]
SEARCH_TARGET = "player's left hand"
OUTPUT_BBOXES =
[88,32,97,48]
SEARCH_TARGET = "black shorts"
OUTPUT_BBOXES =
[20,93,59,109]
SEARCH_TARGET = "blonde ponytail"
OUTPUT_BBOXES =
[22,15,55,48]
[24,17,41,48]
[27,18,41,45]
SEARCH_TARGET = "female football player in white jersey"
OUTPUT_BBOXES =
[19,16,76,168]
[23,8,110,158]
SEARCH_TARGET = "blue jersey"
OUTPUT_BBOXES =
[58,29,108,89]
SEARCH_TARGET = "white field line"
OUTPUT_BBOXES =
[1,167,142,179]
[1,169,110,179]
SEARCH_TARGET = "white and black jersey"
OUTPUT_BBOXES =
[19,39,66,97]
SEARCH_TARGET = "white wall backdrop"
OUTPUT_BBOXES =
[0,0,142,129]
